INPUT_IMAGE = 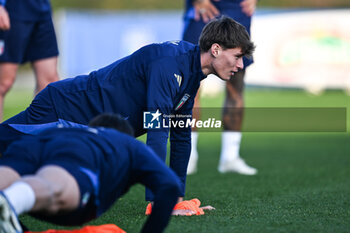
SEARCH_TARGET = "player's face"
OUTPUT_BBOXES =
[212,47,244,81]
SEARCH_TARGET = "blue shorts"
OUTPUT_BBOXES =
[0,135,102,225]
[0,18,58,64]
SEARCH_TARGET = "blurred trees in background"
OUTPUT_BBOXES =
[51,0,350,10]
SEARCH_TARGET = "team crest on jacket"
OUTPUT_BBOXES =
[174,74,182,87]
[175,93,190,111]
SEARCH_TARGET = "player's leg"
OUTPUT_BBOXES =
[0,138,38,233]
[187,90,200,175]
[0,167,24,233]
[32,57,58,95]
[218,69,257,175]
[0,166,20,189]
[27,18,59,95]
[20,165,80,214]
[0,165,80,233]
[0,63,18,122]
[0,19,34,123]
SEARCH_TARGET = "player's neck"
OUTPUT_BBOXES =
[200,52,213,77]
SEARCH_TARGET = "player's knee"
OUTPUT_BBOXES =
[0,77,15,95]
[0,166,21,189]
[45,72,59,83]
[37,74,58,90]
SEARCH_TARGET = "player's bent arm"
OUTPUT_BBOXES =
[169,103,193,196]
[146,129,169,162]
[169,126,191,195]
[132,143,182,233]
[141,179,180,233]
[145,59,179,161]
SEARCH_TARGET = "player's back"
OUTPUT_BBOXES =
[47,41,200,135]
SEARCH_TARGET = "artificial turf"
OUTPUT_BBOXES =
[4,87,350,233]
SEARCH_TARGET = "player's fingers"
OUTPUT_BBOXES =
[2,19,10,30]
[201,205,215,210]
[208,4,220,16]
[201,12,210,23]
[172,209,195,216]
[4,17,10,30]
[205,10,216,21]
[240,0,256,16]
[243,6,255,16]
[194,9,201,21]
[0,16,10,30]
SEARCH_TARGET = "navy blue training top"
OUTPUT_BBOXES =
[46,41,205,192]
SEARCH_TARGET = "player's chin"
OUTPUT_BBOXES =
[218,74,231,81]
[224,75,232,81]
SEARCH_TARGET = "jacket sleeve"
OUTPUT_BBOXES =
[145,59,179,162]
[132,142,182,233]
[169,97,193,197]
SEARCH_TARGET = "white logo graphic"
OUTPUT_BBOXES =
[174,74,182,87]
[143,109,222,129]
[143,109,162,129]
[168,40,180,45]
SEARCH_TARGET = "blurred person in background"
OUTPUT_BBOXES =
[0,0,59,122]
[183,0,258,175]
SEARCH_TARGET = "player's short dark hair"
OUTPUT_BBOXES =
[89,113,134,136]
[199,16,255,58]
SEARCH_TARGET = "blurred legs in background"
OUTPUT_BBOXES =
[187,70,257,175]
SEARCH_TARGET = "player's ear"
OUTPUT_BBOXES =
[211,43,221,58]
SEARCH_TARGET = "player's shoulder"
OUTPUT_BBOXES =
[158,40,197,54]
[139,40,197,57]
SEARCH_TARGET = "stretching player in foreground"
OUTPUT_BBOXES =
[0,16,255,204]
[0,114,190,233]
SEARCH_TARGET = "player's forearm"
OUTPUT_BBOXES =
[146,130,168,161]
[169,139,191,196]
[141,185,179,233]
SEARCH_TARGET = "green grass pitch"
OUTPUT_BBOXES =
[4,87,350,233]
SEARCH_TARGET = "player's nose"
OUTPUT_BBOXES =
[237,57,244,69]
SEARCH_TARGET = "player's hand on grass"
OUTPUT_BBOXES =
[174,198,215,216]
[193,0,220,23]
[0,6,10,30]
